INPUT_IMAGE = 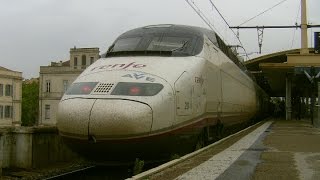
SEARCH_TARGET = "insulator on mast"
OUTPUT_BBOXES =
[257,28,264,54]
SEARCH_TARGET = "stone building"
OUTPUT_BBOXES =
[0,66,22,126]
[39,47,100,125]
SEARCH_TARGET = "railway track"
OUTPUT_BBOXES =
[129,121,268,180]
[1,121,264,180]
[41,121,261,180]
[43,165,132,180]
[44,165,96,180]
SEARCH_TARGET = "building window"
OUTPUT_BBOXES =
[90,57,94,64]
[0,105,3,119]
[45,105,50,119]
[82,55,86,66]
[46,80,51,92]
[4,105,13,118]
[74,57,78,66]
[0,84,3,96]
[63,80,68,92]
[5,84,12,96]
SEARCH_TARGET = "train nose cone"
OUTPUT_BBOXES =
[89,99,153,139]
[57,99,96,139]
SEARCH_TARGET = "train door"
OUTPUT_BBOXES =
[206,66,222,114]
[192,72,206,116]
[175,71,193,116]
[203,36,222,116]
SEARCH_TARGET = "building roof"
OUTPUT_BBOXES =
[0,66,22,80]
[70,47,100,53]
[50,60,70,67]
[62,60,70,66]
[0,66,13,71]
[0,66,22,73]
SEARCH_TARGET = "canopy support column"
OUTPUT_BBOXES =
[286,74,292,120]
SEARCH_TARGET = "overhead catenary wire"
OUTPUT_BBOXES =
[184,0,224,40]
[187,0,319,58]
[186,0,250,59]
[238,0,290,26]
[291,1,301,49]
[207,0,249,60]
[230,25,320,29]
[208,0,232,29]
[228,0,301,55]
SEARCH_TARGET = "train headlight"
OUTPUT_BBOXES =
[66,82,98,95]
[111,82,164,96]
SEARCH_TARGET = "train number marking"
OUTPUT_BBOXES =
[184,102,190,110]
[195,77,204,85]
[122,73,155,82]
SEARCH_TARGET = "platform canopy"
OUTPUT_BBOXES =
[245,48,320,97]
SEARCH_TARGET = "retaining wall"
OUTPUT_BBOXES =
[0,126,79,172]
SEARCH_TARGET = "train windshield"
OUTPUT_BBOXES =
[107,31,203,57]
[113,37,141,52]
[146,36,190,51]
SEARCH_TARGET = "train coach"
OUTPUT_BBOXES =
[56,24,270,163]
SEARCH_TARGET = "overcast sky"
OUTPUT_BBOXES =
[0,0,319,79]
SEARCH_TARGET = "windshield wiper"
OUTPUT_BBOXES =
[172,41,189,52]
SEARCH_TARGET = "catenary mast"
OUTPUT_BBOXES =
[300,0,309,54]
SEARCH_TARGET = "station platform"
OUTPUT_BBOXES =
[131,119,320,180]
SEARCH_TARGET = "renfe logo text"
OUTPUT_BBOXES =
[91,62,146,71]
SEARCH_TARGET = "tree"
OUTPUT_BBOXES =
[21,81,39,126]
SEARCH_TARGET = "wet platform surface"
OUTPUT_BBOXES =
[133,119,320,180]
[251,120,320,180]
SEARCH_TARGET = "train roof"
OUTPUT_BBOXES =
[109,24,247,72]
[117,24,216,40]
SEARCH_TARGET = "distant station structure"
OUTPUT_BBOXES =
[237,0,320,126]
[245,47,320,121]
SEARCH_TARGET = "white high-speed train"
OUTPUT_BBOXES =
[57,24,269,163]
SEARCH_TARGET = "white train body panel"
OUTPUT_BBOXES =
[56,24,262,162]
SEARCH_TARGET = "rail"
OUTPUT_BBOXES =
[44,165,96,180]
